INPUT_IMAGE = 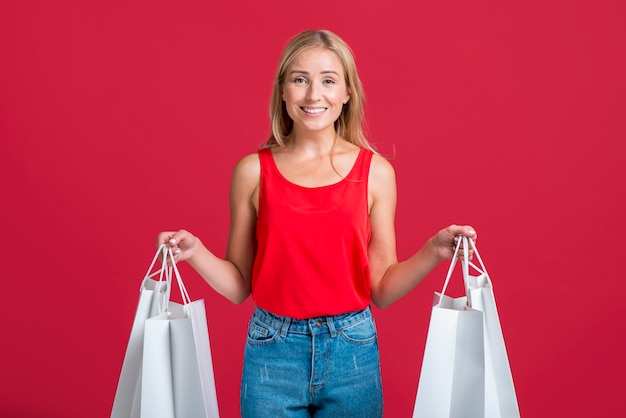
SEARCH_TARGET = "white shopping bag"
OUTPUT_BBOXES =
[466,239,520,418]
[413,237,485,418]
[413,237,520,418]
[111,248,170,418]
[142,299,219,418]
[112,245,220,418]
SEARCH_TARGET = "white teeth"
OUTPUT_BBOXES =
[302,107,326,114]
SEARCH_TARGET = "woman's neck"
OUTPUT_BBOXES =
[286,128,340,157]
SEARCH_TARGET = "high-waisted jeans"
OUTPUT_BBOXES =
[240,306,383,417]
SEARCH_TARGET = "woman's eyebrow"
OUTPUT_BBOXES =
[289,70,340,76]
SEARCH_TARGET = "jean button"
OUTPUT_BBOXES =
[315,320,323,328]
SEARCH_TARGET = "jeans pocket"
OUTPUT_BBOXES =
[338,317,377,346]
[246,317,280,346]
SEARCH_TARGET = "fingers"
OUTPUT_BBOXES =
[156,231,176,247]
[449,224,477,260]
[156,230,194,263]
[448,224,476,240]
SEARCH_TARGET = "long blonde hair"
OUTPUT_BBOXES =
[263,30,375,152]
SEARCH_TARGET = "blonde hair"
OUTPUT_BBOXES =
[263,30,375,152]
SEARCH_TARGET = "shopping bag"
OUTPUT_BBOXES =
[413,237,485,418]
[111,247,170,418]
[140,246,219,418]
[466,239,520,418]
[112,245,220,418]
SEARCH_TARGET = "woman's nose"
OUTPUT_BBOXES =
[306,82,321,101]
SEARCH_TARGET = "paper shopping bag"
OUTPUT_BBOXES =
[467,240,520,417]
[140,246,219,418]
[412,292,485,417]
[141,298,219,418]
[111,250,169,418]
[413,237,485,418]
[112,245,220,418]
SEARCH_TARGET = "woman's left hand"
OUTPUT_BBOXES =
[431,224,477,261]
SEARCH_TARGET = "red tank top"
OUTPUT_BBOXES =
[252,147,373,319]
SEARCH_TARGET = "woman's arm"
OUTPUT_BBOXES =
[367,155,476,308]
[158,153,260,304]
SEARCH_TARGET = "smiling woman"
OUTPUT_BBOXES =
[281,48,351,140]
[156,29,476,417]
[265,30,371,151]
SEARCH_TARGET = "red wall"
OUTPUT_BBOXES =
[2,1,625,416]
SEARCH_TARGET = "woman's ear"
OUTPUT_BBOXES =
[344,88,351,104]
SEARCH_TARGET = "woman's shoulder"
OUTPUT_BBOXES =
[367,152,396,198]
[369,152,395,180]
[232,152,261,184]
[236,151,261,167]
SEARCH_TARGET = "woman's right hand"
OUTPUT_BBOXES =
[156,229,198,263]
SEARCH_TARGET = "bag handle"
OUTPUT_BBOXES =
[155,244,173,314]
[165,245,192,306]
[143,244,168,284]
[461,237,493,292]
[438,236,463,302]
[141,245,172,313]
[152,245,193,315]
[143,243,196,316]
[438,236,485,307]
[461,237,472,307]
[467,237,490,279]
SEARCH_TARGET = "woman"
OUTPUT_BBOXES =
[158,29,476,417]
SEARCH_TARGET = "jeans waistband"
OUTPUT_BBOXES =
[251,306,373,337]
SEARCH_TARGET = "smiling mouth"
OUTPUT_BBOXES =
[301,107,326,114]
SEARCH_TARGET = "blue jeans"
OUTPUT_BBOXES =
[241,306,383,417]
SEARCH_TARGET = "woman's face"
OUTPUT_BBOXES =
[282,47,351,137]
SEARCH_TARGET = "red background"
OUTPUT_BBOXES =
[1,1,625,417]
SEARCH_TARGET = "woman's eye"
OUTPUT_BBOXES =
[294,77,307,84]
[323,79,336,85]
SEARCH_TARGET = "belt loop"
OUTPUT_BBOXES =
[280,316,291,337]
[326,315,337,338]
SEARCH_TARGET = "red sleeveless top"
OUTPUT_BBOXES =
[251,147,373,319]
